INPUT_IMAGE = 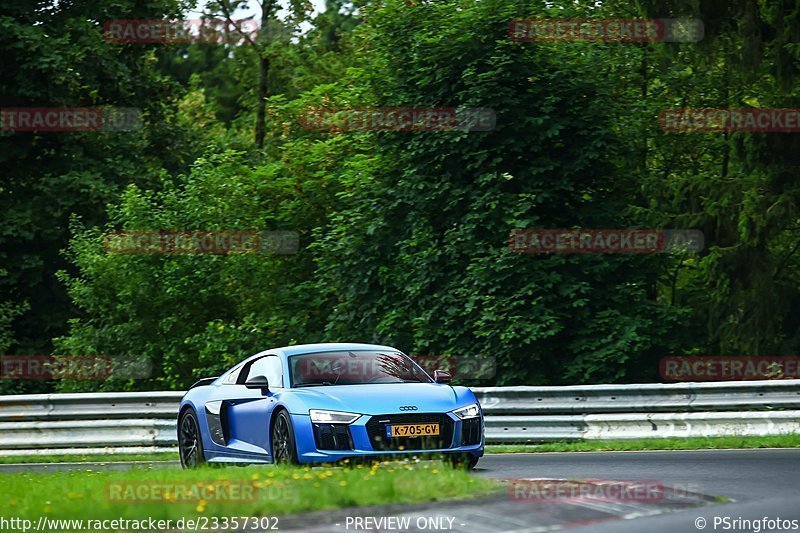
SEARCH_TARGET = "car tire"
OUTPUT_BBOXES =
[178,409,207,469]
[451,454,479,470]
[271,410,300,465]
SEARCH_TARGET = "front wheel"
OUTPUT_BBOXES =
[271,410,299,464]
[451,454,479,470]
[178,409,206,469]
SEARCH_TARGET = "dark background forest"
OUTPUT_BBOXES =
[2,0,799,393]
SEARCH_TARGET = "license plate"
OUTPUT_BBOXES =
[386,423,440,438]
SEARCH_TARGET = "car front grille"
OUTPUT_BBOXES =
[365,413,454,451]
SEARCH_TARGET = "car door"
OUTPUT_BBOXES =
[213,355,285,458]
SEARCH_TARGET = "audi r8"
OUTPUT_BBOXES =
[177,343,484,468]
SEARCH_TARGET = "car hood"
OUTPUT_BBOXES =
[284,383,475,416]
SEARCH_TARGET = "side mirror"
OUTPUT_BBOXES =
[433,370,452,384]
[245,375,270,395]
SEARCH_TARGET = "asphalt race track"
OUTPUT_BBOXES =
[280,449,800,532]
[476,449,800,532]
[4,449,799,532]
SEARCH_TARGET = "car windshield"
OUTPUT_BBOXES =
[289,351,432,387]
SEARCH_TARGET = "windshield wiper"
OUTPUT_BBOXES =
[295,381,335,387]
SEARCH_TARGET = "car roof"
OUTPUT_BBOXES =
[243,343,403,362]
[276,342,401,357]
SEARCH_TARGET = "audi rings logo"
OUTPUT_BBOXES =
[399,406,418,411]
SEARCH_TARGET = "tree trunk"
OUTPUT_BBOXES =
[255,1,274,148]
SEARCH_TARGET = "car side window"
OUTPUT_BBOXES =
[244,356,284,388]
[222,365,243,385]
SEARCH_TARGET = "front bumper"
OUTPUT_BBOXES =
[291,412,484,464]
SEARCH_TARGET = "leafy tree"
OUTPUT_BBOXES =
[632,0,800,355]
[51,0,800,392]
[0,0,198,387]
[311,0,687,384]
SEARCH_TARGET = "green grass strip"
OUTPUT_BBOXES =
[1,460,499,523]
[5,433,798,464]
[0,452,179,464]
[486,434,800,453]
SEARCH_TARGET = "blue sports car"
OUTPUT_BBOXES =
[177,343,484,468]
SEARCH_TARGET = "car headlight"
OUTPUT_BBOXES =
[309,409,360,424]
[452,403,480,419]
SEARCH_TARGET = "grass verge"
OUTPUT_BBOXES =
[4,434,798,464]
[0,452,179,464]
[486,434,800,453]
[5,433,799,464]
[1,460,499,523]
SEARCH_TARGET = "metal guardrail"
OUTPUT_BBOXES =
[476,381,800,442]
[474,380,800,414]
[0,391,182,422]
[0,381,798,455]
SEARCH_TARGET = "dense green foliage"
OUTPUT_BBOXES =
[2,0,799,392]
[0,0,201,393]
